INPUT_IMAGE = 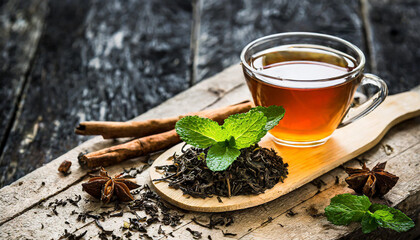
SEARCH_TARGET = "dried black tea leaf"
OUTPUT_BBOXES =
[186,227,202,239]
[154,145,288,198]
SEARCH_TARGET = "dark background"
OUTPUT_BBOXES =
[1,0,419,187]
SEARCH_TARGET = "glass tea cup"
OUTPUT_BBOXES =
[240,32,388,147]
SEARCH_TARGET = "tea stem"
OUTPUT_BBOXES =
[226,176,231,198]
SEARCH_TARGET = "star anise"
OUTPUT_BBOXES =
[344,162,399,197]
[82,167,140,203]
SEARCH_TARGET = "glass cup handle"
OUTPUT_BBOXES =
[338,73,388,128]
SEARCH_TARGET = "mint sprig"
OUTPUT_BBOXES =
[325,193,414,233]
[174,116,227,148]
[206,140,241,171]
[175,106,285,171]
[223,111,267,149]
[369,204,415,232]
[324,194,371,225]
[250,105,285,131]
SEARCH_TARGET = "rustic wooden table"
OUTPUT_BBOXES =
[0,0,419,239]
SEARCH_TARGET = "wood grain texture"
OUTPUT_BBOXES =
[0,0,192,187]
[0,64,246,226]
[166,116,420,240]
[150,91,420,212]
[4,0,420,190]
[1,118,418,240]
[0,0,420,238]
[0,65,419,239]
[367,0,420,94]
[241,144,420,240]
[0,65,250,239]
[3,0,420,191]
[196,0,368,82]
[0,0,46,162]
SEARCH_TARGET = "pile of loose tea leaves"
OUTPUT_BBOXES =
[55,165,186,239]
[155,144,288,198]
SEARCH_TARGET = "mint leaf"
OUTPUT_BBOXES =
[361,212,379,233]
[324,194,371,225]
[370,204,415,232]
[206,141,241,171]
[175,116,227,148]
[222,111,267,149]
[227,135,237,148]
[251,105,285,131]
[373,209,394,222]
[325,194,415,234]
[175,106,286,172]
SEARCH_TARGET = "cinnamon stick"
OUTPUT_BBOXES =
[75,100,252,139]
[79,130,180,168]
[79,101,253,168]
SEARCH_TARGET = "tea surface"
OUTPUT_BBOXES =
[253,61,349,81]
[245,46,361,142]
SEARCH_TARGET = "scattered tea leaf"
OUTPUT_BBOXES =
[186,227,202,239]
[222,230,237,237]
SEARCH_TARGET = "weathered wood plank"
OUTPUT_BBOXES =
[196,0,367,81]
[150,91,420,212]
[0,0,193,187]
[242,143,420,240]
[366,0,420,94]
[165,116,420,239]
[0,161,159,239]
[3,118,418,239]
[0,65,419,239]
[0,0,46,163]
[163,86,420,238]
[0,65,245,225]
[0,65,249,239]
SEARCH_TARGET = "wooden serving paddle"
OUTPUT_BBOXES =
[150,90,420,212]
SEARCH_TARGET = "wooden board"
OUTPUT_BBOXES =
[0,0,47,159]
[150,91,420,212]
[197,0,366,81]
[0,0,193,187]
[0,64,419,239]
[367,0,420,94]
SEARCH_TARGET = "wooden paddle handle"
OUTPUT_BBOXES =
[150,89,420,212]
[365,90,420,132]
[328,89,420,163]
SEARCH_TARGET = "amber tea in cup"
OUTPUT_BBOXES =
[241,33,388,147]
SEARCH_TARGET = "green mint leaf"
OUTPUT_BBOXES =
[206,141,241,171]
[175,116,227,148]
[222,111,267,149]
[373,209,395,222]
[227,136,237,148]
[361,212,379,233]
[251,105,285,131]
[176,106,285,172]
[325,195,415,234]
[324,194,371,225]
[370,204,415,232]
